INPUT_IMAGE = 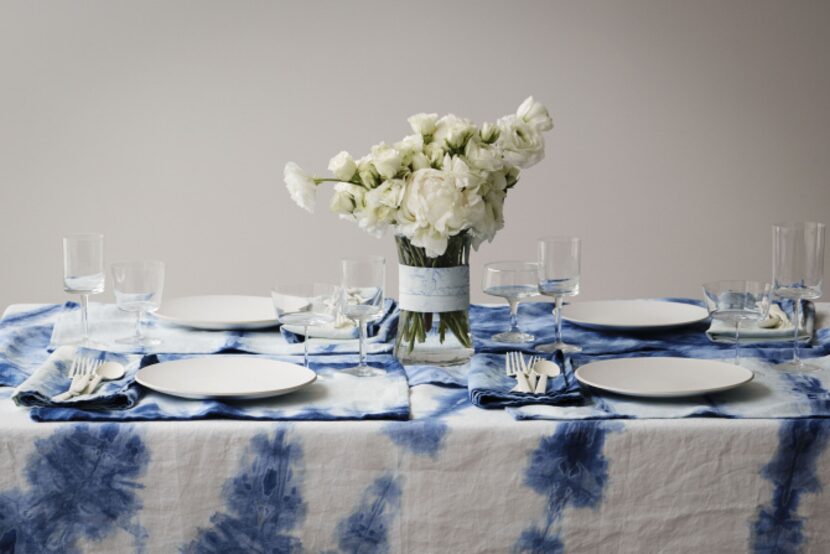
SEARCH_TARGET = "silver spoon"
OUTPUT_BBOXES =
[83,361,126,395]
[532,359,561,394]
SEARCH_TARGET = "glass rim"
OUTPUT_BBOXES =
[63,233,104,241]
[537,235,581,243]
[772,221,826,231]
[484,260,539,272]
[702,279,771,290]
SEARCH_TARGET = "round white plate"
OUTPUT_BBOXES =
[155,295,277,330]
[136,355,317,400]
[562,300,709,331]
[575,357,753,398]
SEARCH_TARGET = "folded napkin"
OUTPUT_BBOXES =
[12,346,143,410]
[49,302,396,356]
[0,303,68,387]
[468,352,584,409]
[509,353,830,420]
[707,301,815,343]
[26,353,411,423]
[280,298,398,343]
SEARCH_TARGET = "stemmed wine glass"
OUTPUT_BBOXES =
[482,261,539,343]
[62,234,105,346]
[536,236,582,354]
[702,280,772,365]
[272,283,338,368]
[111,261,165,347]
[340,256,385,377]
[773,221,825,372]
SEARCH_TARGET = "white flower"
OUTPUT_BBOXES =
[329,182,366,221]
[496,115,545,169]
[394,134,424,157]
[433,114,476,150]
[357,179,404,237]
[464,137,504,173]
[370,143,404,180]
[327,151,357,181]
[397,166,482,257]
[480,122,500,144]
[469,174,507,248]
[410,151,430,170]
[408,113,438,136]
[516,96,553,132]
[284,162,317,213]
[443,154,485,192]
[356,155,380,188]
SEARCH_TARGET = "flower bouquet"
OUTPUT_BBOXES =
[284,96,553,364]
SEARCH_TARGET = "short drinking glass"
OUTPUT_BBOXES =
[482,261,539,343]
[111,261,165,347]
[537,236,582,354]
[340,256,385,377]
[702,280,772,365]
[63,233,105,346]
[773,221,825,371]
[272,283,338,368]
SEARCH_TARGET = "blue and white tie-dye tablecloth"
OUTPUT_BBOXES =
[1,301,830,553]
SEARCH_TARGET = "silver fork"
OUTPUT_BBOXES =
[52,357,102,401]
[507,352,533,393]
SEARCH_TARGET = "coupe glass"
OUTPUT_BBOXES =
[272,283,338,368]
[111,261,165,347]
[340,256,385,377]
[537,236,582,354]
[482,261,539,343]
[773,221,825,371]
[62,233,105,346]
[702,280,772,365]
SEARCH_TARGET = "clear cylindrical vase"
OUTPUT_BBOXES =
[394,233,474,366]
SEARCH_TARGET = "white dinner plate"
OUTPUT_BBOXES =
[562,300,709,331]
[574,357,753,398]
[136,355,317,400]
[155,295,278,330]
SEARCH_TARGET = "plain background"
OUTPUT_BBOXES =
[1,0,828,313]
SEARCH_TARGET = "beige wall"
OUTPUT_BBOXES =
[1,0,829,313]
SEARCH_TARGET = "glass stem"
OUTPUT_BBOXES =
[554,295,564,344]
[734,320,741,365]
[303,325,309,368]
[508,298,520,333]
[80,294,90,343]
[135,310,144,341]
[792,299,802,366]
[359,319,367,368]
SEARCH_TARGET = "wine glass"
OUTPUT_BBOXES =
[702,280,772,365]
[272,283,338,368]
[773,221,825,371]
[62,233,105,346]
[536,236,582,354]
[111,261,165,347]
[482,261,539,343]
[340,256,385,377]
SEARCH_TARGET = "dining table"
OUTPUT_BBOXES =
[1,299,829,554]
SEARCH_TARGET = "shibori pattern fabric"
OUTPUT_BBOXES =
[0,303,829,551]
[49,300,397,356]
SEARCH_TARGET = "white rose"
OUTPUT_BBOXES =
[394,134,424,157]
[480,122,500,144]
[410,152,430,170]
[443,154,485,192]
[464,137,504,173]
[327,151,357,181]
[496,115,545,169]
[370,143,404,180]
[516,96,553,132]
[284,162,317,213]
[397,167,480,257]
[356,155,380,188]
[408,112,438,136]
[433,114,476,150]
[329,182,366,221]
[357,179,404,237]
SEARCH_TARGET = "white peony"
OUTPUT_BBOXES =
[329,182,366,221]
[516,96,553,132]
[327,151,357,181]
[408,112,438,136]
[370,143,404,180]
[284,162,317,213]
[432,114,476,150]
[496,115,545,169]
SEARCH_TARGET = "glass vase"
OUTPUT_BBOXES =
[394,233,474,366]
